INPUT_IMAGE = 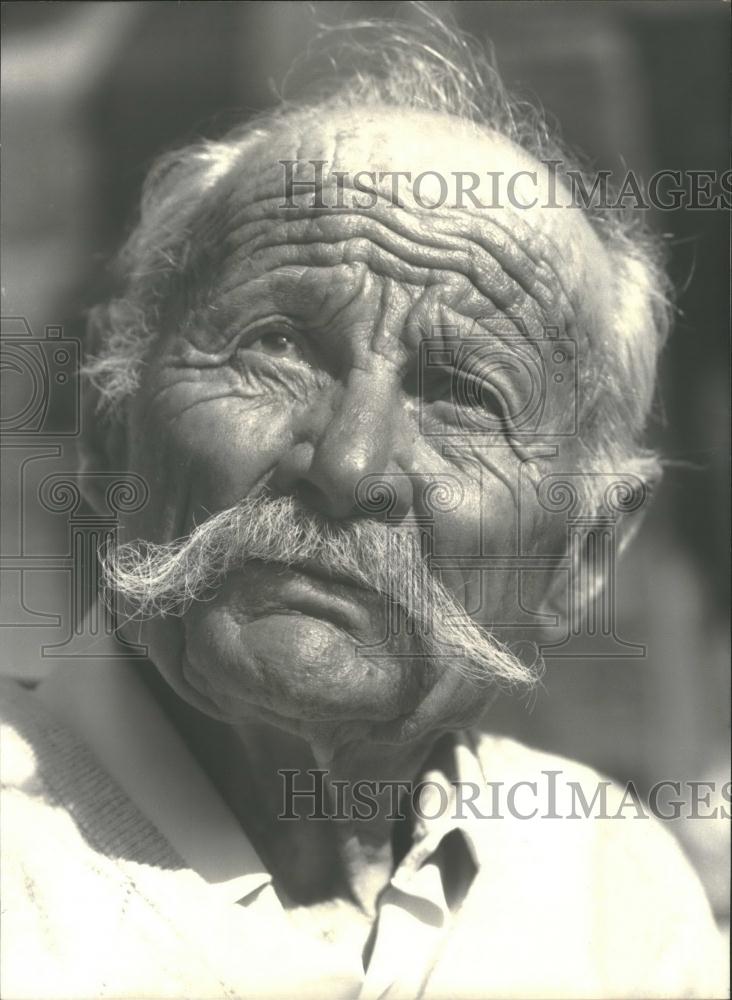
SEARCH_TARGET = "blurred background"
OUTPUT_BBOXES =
[1,0,729,932]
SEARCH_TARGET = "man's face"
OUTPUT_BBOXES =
[112,110,611,746]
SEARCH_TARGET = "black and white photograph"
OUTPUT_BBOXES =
[1,2,729,997]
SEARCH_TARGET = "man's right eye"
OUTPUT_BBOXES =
[251,331,298,356]
[239,329,309,364]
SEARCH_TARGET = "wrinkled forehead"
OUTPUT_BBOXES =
[197,107,613,342]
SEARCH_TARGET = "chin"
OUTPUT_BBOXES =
[171,598,427,728]
[124,603,487,749]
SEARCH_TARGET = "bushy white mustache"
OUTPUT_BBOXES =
[102,494,539,691]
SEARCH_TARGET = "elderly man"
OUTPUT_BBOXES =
[1,19,724,1000]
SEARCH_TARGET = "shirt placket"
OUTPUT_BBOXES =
[358,859,451,1000]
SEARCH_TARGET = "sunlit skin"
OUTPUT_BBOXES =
[95,109,616,939]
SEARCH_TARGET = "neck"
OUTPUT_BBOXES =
[140,664,433,914]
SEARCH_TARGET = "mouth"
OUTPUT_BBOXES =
[242,559,379,639]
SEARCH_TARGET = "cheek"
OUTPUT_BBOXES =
[123,391,297,543]
[429,471,516,591]
[428,459,567,624]
[175,397,292,509]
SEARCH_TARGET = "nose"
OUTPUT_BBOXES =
[269,367,413,521]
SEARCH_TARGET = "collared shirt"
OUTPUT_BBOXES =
[2,651,726,999]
